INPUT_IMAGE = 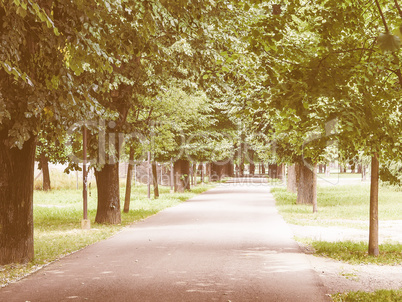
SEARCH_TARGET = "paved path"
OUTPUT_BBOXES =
[1,178,329,302]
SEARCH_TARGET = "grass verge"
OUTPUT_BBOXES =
[331,289,402,302]
[272,184,402,222]
[299,240,402,265]
[0,183,214,287]
[271,185,402,265]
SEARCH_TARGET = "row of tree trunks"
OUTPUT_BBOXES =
[0,135,36,265]
[210,161,234,180]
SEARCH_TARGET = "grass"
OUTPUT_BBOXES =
[317,173,365,179]
[302,240,402,265]
[272,184,402,300]
[331,289,402,302]
[1,181,214,287]
[271,184,402,265]
[271,184,402,223]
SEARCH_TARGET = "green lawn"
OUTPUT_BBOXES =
[272,184,402,224]
[332,289,402,302]
[1,183,214,287]
[272,184,402,301]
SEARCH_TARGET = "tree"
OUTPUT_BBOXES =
[237,0,402,255]
[0,1,94,264]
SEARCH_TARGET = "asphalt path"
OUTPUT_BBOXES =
[0,178,329,302]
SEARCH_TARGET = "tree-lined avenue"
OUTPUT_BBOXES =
[0,178,329,302]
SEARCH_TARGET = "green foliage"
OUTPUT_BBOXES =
[378,33,401,52]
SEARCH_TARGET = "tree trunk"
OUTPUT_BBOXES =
[210,162,221,181]
[190,163,194,186]
[94,163,121,224]
[228,162,234,177]
[193,163,197,186]
[239,142,245,177]
[40,152,51,191]
[206,162,211,182]
[123,148,135,213]
[199,163,204,184]
[325,164,330,176]
[297,161,318,213]
[261,162,266,174]
[368,153,379,256]
[287,164,298,194]
[174,159,190,192]
[318,164,324,174]
[278,163,286,182]
[249,150,255,175]
[269,164,278,179]
[0,135,36,264]
[152,161,159,199]
[362,165,367,181]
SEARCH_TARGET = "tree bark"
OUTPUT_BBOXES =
[269,164,278,179]
[174,159,190,192]
[206,162,211,182]
[287,164,298,194]
[239,142,245,177]
[0,135,36,264]
[190,163,194,186]
[362,165,367,181]
[297,161,317,213]
[227,162,234,177]
[152,161,159,199]
[211,162,222,181]
[94,163,121,224]
[40,152,51,191]
[278,163,286,182]
[368,153,379,256]
[261,162,266,174]
[193,163,197,186]
[123,148,135,213]
[249,150,255,175]
[199,163,204,184]
[318,164,324,174]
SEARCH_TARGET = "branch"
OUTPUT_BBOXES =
[375,0,389,33]
[394,0,402,18]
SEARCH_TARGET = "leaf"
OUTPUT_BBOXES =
[377,33,400,52]
[16,6,27,18]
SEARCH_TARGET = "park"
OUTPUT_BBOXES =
[1,1,402,301]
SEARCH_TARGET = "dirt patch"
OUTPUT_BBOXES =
[289,222,402,294]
